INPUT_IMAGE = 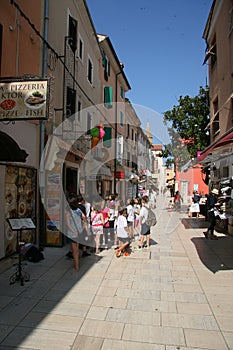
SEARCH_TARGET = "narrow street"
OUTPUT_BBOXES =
[0,194,233,349]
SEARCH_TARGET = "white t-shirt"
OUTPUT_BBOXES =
[139,206,148,224]
[127,204,135,222]
[116,215,128,238]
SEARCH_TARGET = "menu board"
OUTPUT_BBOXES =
[8,218,36,230]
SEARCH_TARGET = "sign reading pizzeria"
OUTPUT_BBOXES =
[0,78,49,121]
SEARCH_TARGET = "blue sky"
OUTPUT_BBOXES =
[86,0,212,144]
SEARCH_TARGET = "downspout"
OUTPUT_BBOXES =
[114,70,122,194]
[39,0,49,244]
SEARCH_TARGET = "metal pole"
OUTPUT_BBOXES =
[114,70,122,194]
[39,0,49,244]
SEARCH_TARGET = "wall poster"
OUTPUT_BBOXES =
[45,166,63,246]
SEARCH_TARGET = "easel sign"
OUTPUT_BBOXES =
[7,218,36,230]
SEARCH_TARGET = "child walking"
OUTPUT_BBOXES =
[115,208,130,257]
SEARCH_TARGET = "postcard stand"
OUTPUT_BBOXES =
[7,218,36,286]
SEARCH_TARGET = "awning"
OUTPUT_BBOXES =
[197,129,233,162]
[0,131,28,162]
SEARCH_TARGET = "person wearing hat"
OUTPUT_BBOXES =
[203,188,220,239]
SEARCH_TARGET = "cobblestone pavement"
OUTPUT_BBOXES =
[0,195,233,349]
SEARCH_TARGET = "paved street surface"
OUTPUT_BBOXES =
[1,195,233,350]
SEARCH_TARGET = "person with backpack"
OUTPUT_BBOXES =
[137,195,151,249]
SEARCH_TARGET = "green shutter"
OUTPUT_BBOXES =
[104,86,113,109]
[102,51,107,67]
[103,127,112,148]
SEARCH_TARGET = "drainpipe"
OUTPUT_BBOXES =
[39,0,49,244]
[114,70,122,194]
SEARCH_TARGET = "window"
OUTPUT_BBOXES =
[212,97,219,136]
[103,127,112,148]
[102,50,110,81]
[87,56,93,84]
[127,152,130,167]
[66,87,76,118]
[77,100,82,122]
[78,35,84,62]
[68,15,77,53]
[131,128,134,140]
[210,38,217,69]
[87,112,91,133]
[120,85,124,99]
[104,86,113,108]
[229,6,233,35]
[120,111,124,127]
[127,124,130,138]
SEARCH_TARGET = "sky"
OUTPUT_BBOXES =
[86,0,213,144]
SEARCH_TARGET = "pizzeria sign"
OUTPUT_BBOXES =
[0,78,49,121]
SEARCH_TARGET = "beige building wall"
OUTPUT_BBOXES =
[46,0,102,135]
[203,0,233,142]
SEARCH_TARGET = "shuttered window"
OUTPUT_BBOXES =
[103,127,112,148]
[104,86,113,109]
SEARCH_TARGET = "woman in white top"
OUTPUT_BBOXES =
[126,198,135,239]
[137,195,151,249]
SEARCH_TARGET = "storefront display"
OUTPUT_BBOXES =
[3,165,36,258]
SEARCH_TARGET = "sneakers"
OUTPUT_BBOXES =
[136,243,149,250]
[115,249,121,257]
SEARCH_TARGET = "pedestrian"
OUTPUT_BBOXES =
[126,198,135,240]
[102,199,111,248]
[203,188,220,239]
[91,201,105,253]
[149,188,156,209]
[137,195,151,249]
[115,208,130,257]
[133,197,141,240]
[73,194,91,258]
[65,195,86,271]
[174,191,182,211]
[106,194,116,245]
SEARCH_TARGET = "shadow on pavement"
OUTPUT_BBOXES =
[149,238,158,246]
[181,217,209,230]
[0,245,104,348]
[191,236,233,273]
